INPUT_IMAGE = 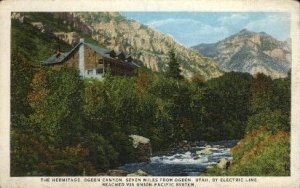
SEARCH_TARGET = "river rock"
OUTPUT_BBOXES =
[127,169,151,176]
[106,169,129,176]
[217,158,229,169]
[174,155,182,159]
[129,135,152,162]
[196,145,212,155]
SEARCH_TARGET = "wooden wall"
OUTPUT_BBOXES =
[47,44,136,76]
[84,46,103,70]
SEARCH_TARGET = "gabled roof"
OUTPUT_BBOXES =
[43,52,70,65]
[42,40,139,68]
[84,42,112,59]
[43,42,82,65]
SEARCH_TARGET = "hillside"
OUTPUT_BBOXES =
[204,129,290,176]
[12,12,223,79]
[193,29,291,78]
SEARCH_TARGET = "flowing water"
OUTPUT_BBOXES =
[119,140,238,176]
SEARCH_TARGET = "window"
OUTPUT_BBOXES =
[87,69,93,75]
[98,59,103,64]
[96,68,104,74]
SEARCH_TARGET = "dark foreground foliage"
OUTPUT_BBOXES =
[203,72,290,176]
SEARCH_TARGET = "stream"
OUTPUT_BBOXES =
[119,140,238,176]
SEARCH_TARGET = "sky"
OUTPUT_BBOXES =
[121,12,290,47]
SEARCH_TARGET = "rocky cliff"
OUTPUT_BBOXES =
[69,12,223,79]
[15,12,223,79]
[193,29,291,78]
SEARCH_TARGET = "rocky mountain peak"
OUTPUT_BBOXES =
[238,28,252,34]
[193,29,291,78]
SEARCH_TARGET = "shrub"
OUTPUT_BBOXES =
[228,130,290,176]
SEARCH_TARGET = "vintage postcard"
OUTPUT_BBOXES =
[0,0,300,187]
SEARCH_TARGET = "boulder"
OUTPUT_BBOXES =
[130,135,150,148]
[129,135,152,162]
[217,158,230,169]
[127,169,151,176]
[196,145,212,155]
[206,165,213,169]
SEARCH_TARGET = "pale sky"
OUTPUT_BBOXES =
[121,12,290,47]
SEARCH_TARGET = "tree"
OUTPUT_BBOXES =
[166,48,183,80]
[249,73,275,114]
[11,49,37,176]
[246,73,291,133]
[11,48,34,127]
[27,67,85,146]
[202,72,252,140]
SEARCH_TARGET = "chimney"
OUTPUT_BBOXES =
[55,52,61,58]
[55,45,61,58]
[55,45,61,54]
[79,39,85,77]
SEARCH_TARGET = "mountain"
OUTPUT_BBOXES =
[193,29,291,78]
[12,12,223,80]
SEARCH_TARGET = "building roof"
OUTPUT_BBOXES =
[84,42,112,59]
[43,52,70,65]
[43,42,82,65]
[42,40,139,67]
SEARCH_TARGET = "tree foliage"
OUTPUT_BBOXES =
[166,48,183,80]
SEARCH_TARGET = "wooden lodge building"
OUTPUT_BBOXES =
[43,39,139,78]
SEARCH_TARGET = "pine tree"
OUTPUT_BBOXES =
[166,48,183,79]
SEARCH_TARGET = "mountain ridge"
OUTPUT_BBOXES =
[192,29,291,78]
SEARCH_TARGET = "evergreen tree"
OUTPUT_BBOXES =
[166,48,183,79]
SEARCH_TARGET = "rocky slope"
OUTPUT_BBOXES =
[13,12,223,79]
[62,12,223,79]
[193,29,291,78]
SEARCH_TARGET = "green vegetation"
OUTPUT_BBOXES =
[11,19,71,64]
[166,48,184,80]
[11,16,290,176]
[26,13,74,33]
[227,130,289,176]
[24,13,105,50]
[201,72,252,140]
[204,129,290,176]
[203,72,290,176]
